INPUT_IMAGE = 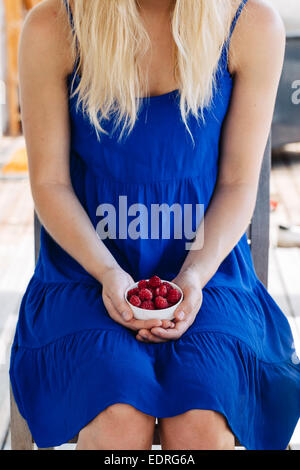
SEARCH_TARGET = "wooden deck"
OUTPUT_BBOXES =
[0,138,299,450]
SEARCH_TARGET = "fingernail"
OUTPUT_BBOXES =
[122,311,131,321]
[177,311,185,320]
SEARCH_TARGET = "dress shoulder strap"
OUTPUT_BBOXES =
[220,0,249,73]
[228,0,249,41]
[62,0,80,76]
[63,0,76,35]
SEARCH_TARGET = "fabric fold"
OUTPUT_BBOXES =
[10,277,300,450]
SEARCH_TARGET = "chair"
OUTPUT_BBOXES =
[9,136,271,449]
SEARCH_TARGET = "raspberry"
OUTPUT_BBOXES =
[162,281,172,292]
[129,295,141,307]
[154,287,160,297]
[127,288,139,298]
[138,280,148,289]
[155,296,169,309]
[148,275,161,288]
[139,288,153,301]
[156,285,168,297]
[167,288,181,305]
[141,300,155,310]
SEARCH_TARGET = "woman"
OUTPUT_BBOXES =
[9,0,300,450]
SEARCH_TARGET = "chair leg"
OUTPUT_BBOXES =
[10,383,34,450]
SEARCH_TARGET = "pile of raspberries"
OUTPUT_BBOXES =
[127,275,181,310]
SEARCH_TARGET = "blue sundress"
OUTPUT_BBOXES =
[9,0,300,450]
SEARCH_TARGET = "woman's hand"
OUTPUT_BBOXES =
[102,267,175,333]
[136,267,203,343]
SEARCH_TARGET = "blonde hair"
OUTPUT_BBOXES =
[63,0,240,141]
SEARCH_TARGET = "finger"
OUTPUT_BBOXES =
[151,321,187,340]
[173,294,200,322]
[161,319,175,329]
[150,327,179,340]
[130,318,163,330]
[138,328,169,343]
[136,329,150,341]
[136,333,150,343]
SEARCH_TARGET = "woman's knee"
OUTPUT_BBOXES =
[159,409,235,450]
[100,403,154,429]
[77,403,156,450]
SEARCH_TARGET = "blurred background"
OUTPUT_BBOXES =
[0,0,299,450]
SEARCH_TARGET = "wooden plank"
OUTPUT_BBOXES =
[284,156,300,211]
[0,378,9,448]
[10,384,33,450]
[268,245,300,449]
[0,224,34,289]
[0,180,33,227]
[274,248,300,343]
[2,428,11,450]
[268,247,291,315]
[0,313,19,366]
[0,179,34,449]
[0,137,25,167]
[270,172,290,227]
[269,247,300,353]
[271,158,300,225]
[290,420,300,451]
[0,176,33,449]
[2,183,33,227]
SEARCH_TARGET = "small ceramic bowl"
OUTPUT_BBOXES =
[125,280,183,321]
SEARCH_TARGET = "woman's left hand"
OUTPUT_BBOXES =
[136,267,203,343]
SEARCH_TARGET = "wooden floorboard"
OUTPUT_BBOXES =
[268,156,300,450]
[1,145,300,450]
[0,145,34,450]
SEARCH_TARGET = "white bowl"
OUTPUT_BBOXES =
[125,280,183,321]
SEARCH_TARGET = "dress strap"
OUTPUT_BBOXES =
[62,0,80,76]
[228,0,249,41]
[220,0,249,73]
[63,0,76,35]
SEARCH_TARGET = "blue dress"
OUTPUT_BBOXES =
[10,0,300,450]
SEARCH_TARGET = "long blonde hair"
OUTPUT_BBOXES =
[63,0,240,141]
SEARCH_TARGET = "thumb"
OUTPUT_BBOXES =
[113,295,134,322]
[173,288,198,321]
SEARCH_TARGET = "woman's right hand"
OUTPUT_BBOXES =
[101,267,173,333]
